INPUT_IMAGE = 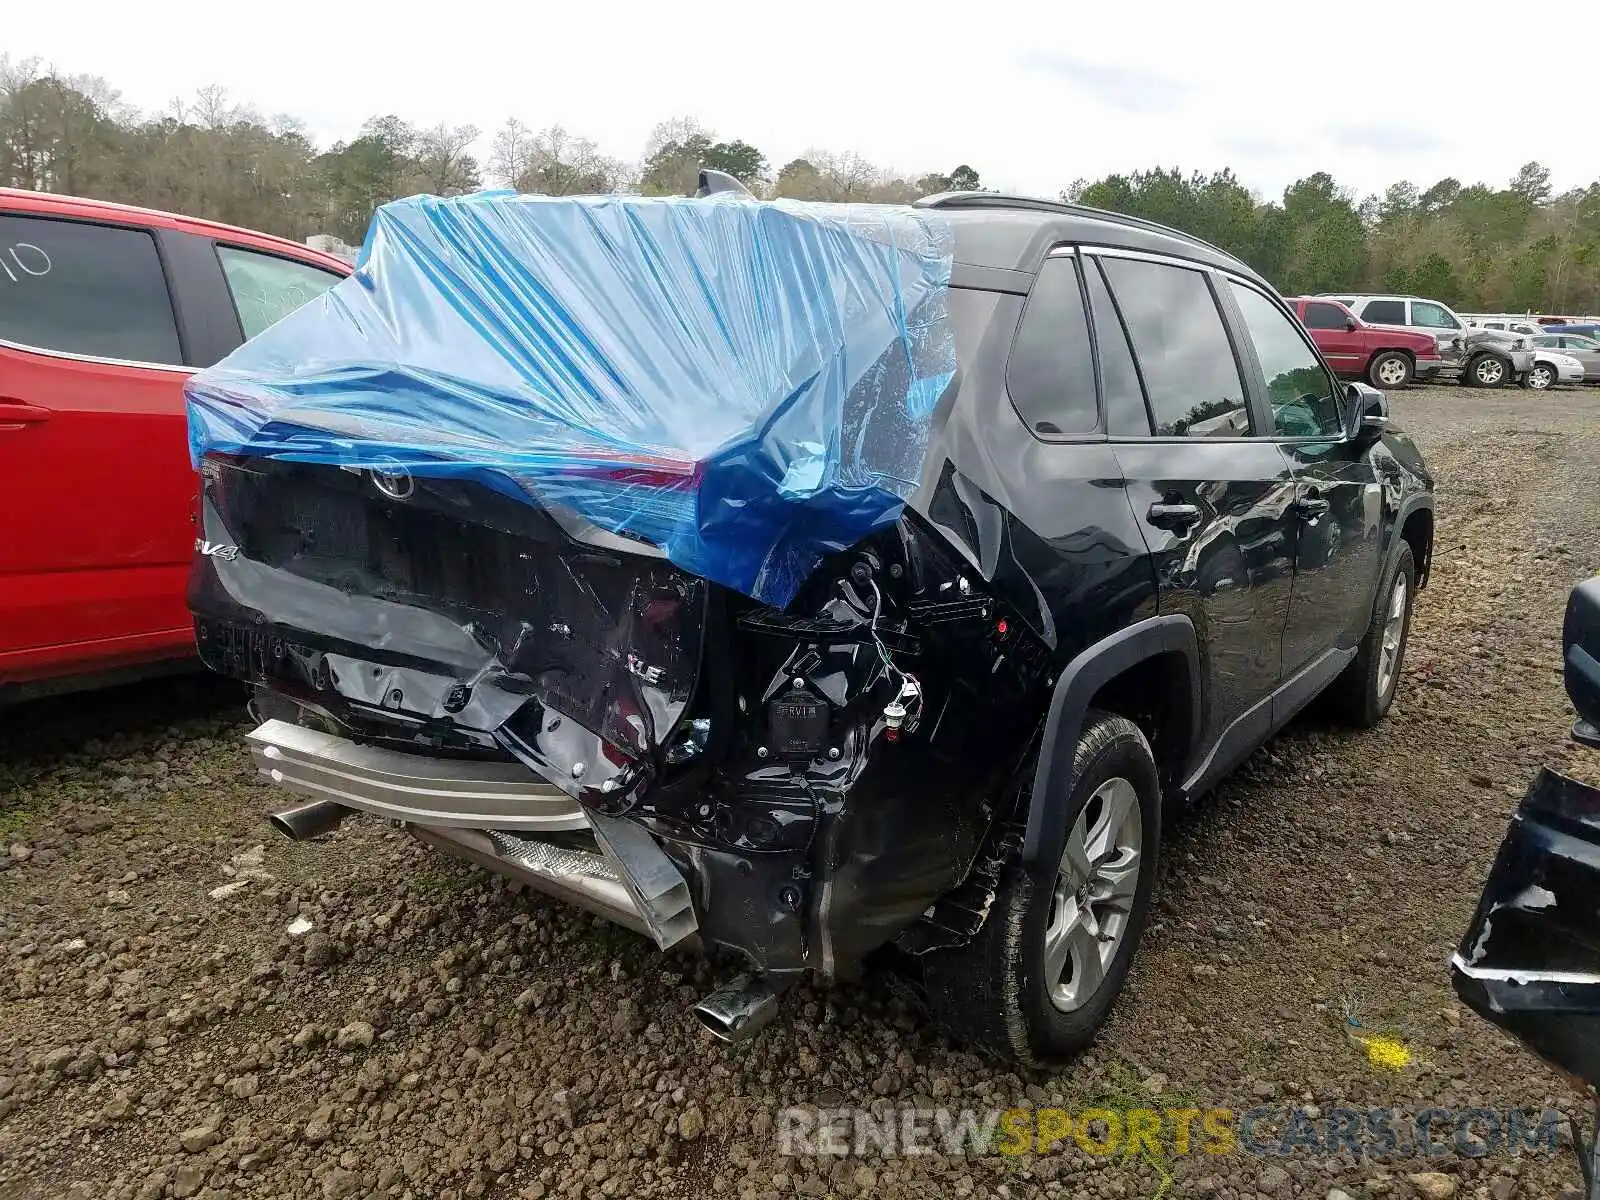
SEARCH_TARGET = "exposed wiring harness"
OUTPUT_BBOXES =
[867,578,922,735]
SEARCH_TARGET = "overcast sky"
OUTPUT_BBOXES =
[9,0,1583,204]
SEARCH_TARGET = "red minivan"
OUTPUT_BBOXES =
[0,190,350,700]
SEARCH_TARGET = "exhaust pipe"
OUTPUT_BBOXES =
[269,799,350,841]
[691,973,788,1044]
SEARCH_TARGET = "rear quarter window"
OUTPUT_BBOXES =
[0,213,182,364]
[1005,256,1098,435]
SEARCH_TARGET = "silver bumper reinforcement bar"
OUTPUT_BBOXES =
[247,718,588,831]
[249,719,698,950]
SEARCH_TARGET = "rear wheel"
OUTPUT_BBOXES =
[1524,363,1555,390]
[1466,353,1508,388]
[1368,351,1413,389]
[1328,543,1416,727]
[923,711,1160,1065]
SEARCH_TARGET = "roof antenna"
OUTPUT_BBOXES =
[695,168,754,199]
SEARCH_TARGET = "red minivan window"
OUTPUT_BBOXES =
[216,244,343,340]
[0,214,182,363]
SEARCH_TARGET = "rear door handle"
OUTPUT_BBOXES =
[1146,502,1203,532]
[0,399,51,425]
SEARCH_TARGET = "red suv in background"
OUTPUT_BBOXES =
[0,189,349,700]
[1285,296,1444,389]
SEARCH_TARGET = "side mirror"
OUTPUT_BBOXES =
[1343,382,1389,440]
[1345,319,1357,332]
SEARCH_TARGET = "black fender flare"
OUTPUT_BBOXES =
[1021,614,1200,867]
[1386,494,1434,589]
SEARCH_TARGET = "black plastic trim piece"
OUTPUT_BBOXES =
[1387,494,1436,595]
[950,263,1032,294]
[155,227,248,368]
[1022,614,1199,864]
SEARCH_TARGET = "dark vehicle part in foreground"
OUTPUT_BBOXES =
[1453,578,1600,1197]
[188,189,1435,1065]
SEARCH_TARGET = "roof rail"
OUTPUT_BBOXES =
[915,190,1239,262]
[916,190,1080,214]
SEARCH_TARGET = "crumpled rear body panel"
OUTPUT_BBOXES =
[191,458,704,806]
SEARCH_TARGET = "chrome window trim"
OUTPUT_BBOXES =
[0,335,192,374]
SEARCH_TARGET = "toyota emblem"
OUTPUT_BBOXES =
[369,462,414,500]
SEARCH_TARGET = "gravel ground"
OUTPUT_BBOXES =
[3,383,1599,1200]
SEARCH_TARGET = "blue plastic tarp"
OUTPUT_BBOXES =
[185,191,955,606]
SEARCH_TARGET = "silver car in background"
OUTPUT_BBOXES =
[1533,333,1600,383]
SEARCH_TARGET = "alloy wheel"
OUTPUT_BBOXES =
[1528,365,1554,390]
[1376,573,1408,699]
[1044,777,1142,1012]
[1474,357,1506,386]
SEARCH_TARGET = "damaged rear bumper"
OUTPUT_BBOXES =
[249,717,698,952]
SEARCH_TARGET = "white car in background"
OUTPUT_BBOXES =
[1467,316,1547,339]
[1526,347,1585,390]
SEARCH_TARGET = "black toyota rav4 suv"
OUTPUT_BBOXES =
[191,192,1435,1065]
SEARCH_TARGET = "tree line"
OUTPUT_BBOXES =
[4,54,1594,313]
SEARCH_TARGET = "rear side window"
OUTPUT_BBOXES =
[1006,256,1098,435]
[1361,299,1406,325]
[1099,256,1249,437]
[1084,259,1151,435]
[0,213,182,364]
[1303,302,1349,330]
[217,245,343,340]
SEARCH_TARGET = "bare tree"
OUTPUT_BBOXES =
[415,122,480,195]
[494,123,624,196]
[0,54,46,189]
[642,115,709,163]
[192,84,234,131]
[488,117,533,188]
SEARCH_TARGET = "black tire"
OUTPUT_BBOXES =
[1465,353,1509,388]
[1523,363,1555,390]
[1367,350,1413,389]
[923,711,1160,1066]
[1328,543,1417,727]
